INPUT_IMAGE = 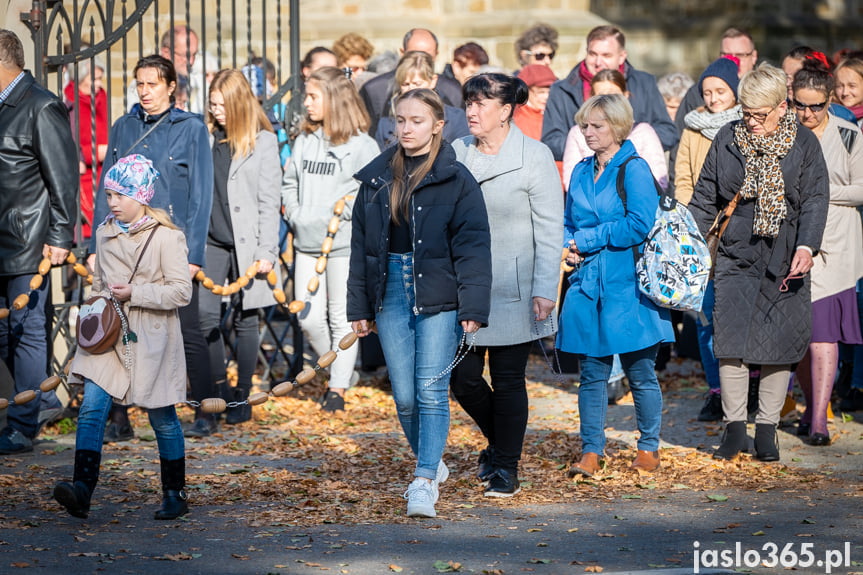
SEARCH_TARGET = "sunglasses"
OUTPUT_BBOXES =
[793,99,828,112]
[524,49,555,62]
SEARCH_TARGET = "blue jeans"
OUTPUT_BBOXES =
[0,274,50,438]
[579,344,662,454]
[697,281,720,390]
[376,254,461,480]
[76,379,185,460]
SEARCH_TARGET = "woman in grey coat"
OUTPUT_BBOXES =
[688,64,829,462]
[193,70,283,433]
[450,73,563,496]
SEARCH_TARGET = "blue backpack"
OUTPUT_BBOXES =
[615,156,712,312]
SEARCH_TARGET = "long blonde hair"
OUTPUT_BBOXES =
[145,206,179,230]
[301,67,370,146]
[207,69,274,159]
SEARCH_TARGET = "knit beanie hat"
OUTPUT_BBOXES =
[104,154,159,205]
[699,56,740,99]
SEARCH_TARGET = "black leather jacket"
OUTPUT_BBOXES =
[0,72,78,276]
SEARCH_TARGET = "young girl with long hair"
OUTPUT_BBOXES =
[348,88,491,517]
[281,67,379,411]
[54,154,193,520]
[191,69,282,433]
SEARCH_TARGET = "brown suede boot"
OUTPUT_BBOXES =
[630,450,660,472]
[567,452,601,477]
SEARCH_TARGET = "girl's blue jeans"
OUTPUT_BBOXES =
[75,379,185,460]
[376,254,461,480]
[578,344,662,454]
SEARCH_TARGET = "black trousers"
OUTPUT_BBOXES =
[179,282,213,403]
[450,341,532,476]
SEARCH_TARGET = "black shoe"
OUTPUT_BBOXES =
[320,390,345,413]
[713,421,748,460]
[103,422,134,443]
[484,468,520,497]
[183,418,218,438]
[53,481,92,518]
[797,422,811,437]
[607,378,627,405]
[154,489,188,520]
[697,393,723,422]
[477,447,495,483]
[225,388,252,424]
[806,432,831,446]
[839,388,863,412]
[0,426,33,454]
[754,423,780,461]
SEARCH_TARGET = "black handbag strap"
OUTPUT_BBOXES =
[127,225,159,283]
[121,112,169,157]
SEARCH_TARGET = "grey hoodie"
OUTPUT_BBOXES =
[281,127,378,256]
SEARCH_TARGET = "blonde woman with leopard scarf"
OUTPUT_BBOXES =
[688,63,829,463]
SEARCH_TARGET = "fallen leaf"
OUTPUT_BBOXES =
[585,566,603,573]
[389,565,403,573]
[707,494,729,502]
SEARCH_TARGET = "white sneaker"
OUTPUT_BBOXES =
[404,477,438,518]
[435,459,449,485]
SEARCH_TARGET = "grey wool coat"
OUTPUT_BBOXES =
[452,125,563,346]
[208,130,282,309]
[688,121,829,365]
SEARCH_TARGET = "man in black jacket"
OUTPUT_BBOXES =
[0,30,78,454]
[359,28,463,137]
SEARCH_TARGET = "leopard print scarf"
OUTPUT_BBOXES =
[732,108,797,238]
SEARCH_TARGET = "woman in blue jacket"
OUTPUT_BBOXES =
[557,94,674,477]
[348,89,491,519]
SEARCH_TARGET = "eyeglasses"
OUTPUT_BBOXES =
[524,49,555,62]
[208,102,225,112]
[793,99,828,112]
[720,50,753,60]
[741,107,774,124]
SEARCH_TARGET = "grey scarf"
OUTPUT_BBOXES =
[684,105,742,141]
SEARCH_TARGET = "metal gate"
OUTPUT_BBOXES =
[21,0,305,388]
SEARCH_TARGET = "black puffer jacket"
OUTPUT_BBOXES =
[347,142,491,325]
[0,73,78,276]
[688,120,829,365]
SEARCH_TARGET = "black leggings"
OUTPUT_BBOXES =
[450,341,533,476]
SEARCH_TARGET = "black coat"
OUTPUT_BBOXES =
[0,73,78,276]
[688,121,829,364]
[347,142,491,326]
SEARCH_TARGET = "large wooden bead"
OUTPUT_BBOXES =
[307,276,319,293]
[40,376,61,393]
[212,285,224,295]
[333,198,346,216]
[14,390,37,405]
[245,263,259,278]
[225,283,238,295]
[236,276,249,288]
[73,263,89,277]
[288,300,305,314]
[12,294,29,310]
[200,398,226,413]
[86,275,93,285]
[0,309,8,320]
[317,350,338,368]
[315,256,328,274]
[266,269,278,287]
[66,252,77,264]
[202,277,214,289]
[273,289,286,304]
[0,398,7,410]
[38,258,51,275]
[321,237,333,255]
[339,332,358,350]
[295,368,317,384]
[271,381,294,396]
[195,270,206,282]
[29,275,43,291]
[248,392,269,406]
[327,216,341,235]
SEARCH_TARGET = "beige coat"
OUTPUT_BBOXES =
[811,114,863,302]
[70,218,192,408]
[674,127,714,205]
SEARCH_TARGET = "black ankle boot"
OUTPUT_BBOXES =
[53,449,101,518]
[713,421,748,460]
[225,387,252,424]
[154,457,188,520]
[754,423,780,461]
